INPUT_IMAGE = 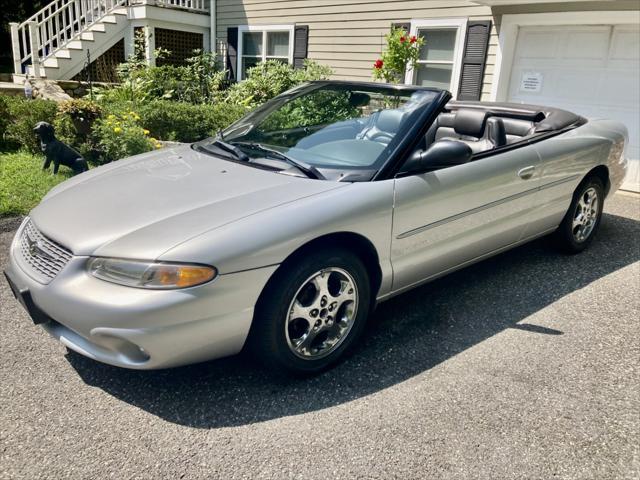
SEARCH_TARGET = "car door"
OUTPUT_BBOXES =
[390,143,542,292]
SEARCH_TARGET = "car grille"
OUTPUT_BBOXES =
[18,220,72,283]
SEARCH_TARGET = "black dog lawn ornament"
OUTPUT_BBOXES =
[33,121,89,175]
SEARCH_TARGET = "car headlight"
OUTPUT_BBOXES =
[87,257,217,289]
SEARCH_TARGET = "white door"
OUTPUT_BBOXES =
[508,24,640,192]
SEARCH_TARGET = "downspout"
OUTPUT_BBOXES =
[210,0,216,55]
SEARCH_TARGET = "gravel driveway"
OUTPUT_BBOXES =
[1,193,638,480]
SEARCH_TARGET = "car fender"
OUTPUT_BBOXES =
[158,179,396,296]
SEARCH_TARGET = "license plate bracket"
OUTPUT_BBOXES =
[3,269,53,325]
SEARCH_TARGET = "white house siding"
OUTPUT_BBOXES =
[215,0,497,100]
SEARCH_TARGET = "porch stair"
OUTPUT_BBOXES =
[10,1,132,81]
[9,0,210,82]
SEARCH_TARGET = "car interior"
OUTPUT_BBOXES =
[235,87,586,173]
[419,101,586,155]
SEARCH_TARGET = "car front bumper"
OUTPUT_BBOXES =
[5,220,278,369]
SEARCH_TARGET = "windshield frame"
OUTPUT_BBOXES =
[198,81,451,182]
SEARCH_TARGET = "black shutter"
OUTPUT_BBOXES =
[391,22,411,33]
[226,27,238,81]
[457,20,491,101]
[293,25,309,69]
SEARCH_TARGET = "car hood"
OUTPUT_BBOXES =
[30,145,347,258]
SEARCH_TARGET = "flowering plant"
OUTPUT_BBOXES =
[372,27,424,84]
[95,110,160,162]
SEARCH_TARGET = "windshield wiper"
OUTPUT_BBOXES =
[210,139,250,162]
[234,142,324,180]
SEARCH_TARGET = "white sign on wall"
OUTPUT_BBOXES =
[520,72,543,93]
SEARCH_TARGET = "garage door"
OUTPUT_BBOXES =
[508,24,640,192]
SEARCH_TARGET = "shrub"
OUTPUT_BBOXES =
[260,89,359,134]
[226,59,333,108]
[93,50,227,105]
[53,98,102,162]
[3,97,58,153]
[138,100,245,143]
[0,95,9,143]
[94,110,157,162]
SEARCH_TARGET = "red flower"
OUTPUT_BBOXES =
[400,36,406,43]
[374,59,384,69]
[410,35,417,44]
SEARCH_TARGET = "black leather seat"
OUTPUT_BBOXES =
[359,109,408,145]
[485,117,507,149]
[426,109,508,153]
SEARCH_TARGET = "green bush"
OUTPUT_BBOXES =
[93,50,227,105]
[53,98,102,162]
[0,95,10,143]
[3,97,58,153]
[94,110,156,162]
[226,59,333,109]
[138,100,245,143]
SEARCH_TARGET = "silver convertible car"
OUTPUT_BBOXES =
[4,81,629,375]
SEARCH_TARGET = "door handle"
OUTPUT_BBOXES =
[517,166,536,180]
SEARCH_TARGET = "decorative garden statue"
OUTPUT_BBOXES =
[33,122,89,175]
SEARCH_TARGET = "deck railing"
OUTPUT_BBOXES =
[154,0,208,13]
[9,0,210,77]
[10,0,129,77]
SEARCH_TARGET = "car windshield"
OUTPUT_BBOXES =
[195,83,441,180]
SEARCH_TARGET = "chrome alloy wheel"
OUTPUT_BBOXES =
[572,187,599,243]
[285,267,359,359]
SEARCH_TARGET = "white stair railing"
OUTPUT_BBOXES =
[9,0,211,77]
[154,0,208,13]
[10,0,129,77]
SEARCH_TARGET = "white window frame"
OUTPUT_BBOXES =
[237,24,295,81]
[404,18,468,98]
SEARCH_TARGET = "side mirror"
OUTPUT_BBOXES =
[402,140,473,175]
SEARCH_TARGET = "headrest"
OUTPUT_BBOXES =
[376,109,407,134]
[453,109,488,138]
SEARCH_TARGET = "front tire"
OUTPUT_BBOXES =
[554,176,604,253]
[248,248,371,376]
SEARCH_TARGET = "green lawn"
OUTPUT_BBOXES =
[0,151,72,217]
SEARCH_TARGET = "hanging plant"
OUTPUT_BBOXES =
[372,27,424,84]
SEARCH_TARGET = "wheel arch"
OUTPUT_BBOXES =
[257,231,383,308]
[286,232,382,297]
[584,164,611,196]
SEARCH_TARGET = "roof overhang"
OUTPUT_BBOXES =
[472,0,616,5]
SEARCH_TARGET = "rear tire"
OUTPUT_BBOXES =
[248,248,371,376]
[554,176,604,254]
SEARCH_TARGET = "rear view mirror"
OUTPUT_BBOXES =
[403,140,473,175]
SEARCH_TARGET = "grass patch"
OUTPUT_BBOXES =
[0,151,72,217]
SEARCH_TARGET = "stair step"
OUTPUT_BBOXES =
[26,66,49,77]
[102,15,117,24]
[66,40,84,50]
[88,23,106,33]
[54,49,72,59]
[42,58,56,68]
[80,32,95,41]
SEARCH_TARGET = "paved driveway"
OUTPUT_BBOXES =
[1,193,638,480]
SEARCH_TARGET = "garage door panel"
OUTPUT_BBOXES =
[508,24,640,192]
[600,71,640,105]
[610,27,640,60]
[515,31,558,59]
[563,30,610,60]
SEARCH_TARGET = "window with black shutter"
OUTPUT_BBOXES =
[232,25,302,80]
